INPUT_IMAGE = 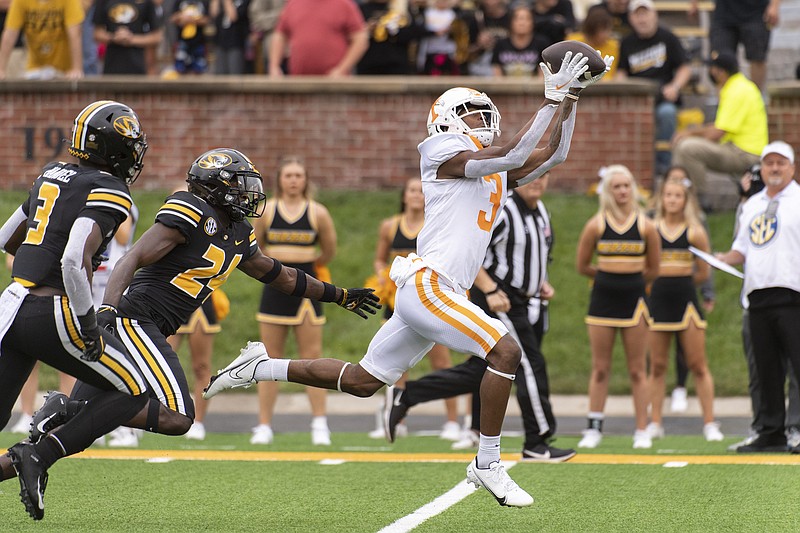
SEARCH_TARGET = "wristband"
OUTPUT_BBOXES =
[290,269,308,297]
[77,311,98,332]
[320,282,338,303]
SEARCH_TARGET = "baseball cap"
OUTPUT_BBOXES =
[760,141,795,164]
[628,0,655,11]
[706,50,739,73]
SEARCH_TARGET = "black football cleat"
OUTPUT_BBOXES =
[382,386,409,443]
[8,442,49,520]
[29,391,69,444]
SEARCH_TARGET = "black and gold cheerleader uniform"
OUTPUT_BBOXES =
[256,199,324,325]
[647,223,706,331]
[382,214,420,319]
[586,211,650,327]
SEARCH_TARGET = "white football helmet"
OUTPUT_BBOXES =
[426,87,501,147]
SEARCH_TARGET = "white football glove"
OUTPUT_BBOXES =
[540,51,589,102]
[572,53,615,90]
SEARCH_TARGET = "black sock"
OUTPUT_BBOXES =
[588,417,603,432]
[33,435,66,470]
[66,399,87,418]
[50,391,148,459]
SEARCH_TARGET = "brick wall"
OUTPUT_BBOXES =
[0,77,673,193]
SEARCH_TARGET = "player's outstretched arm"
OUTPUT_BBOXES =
[438,52,588,181]
[239,248,381,319]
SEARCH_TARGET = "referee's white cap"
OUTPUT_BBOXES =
[760,141,795,164]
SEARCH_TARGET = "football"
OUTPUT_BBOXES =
[541,40,607,81]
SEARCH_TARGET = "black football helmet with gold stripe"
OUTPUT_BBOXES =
[187,148,266,222]
[67,100,147,184]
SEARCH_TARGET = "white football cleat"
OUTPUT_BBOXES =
[577,428,602,448]
[204,342,269,399]
[703,421,724,442]
[466,459,534,508]
[439,421,462,441]
[250,424,274,445]
[108,427,140,448]
[451,429,480,450]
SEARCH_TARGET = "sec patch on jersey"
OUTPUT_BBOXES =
[541,40,606,80]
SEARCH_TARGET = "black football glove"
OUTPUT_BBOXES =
[97,304,119,335]
[338,288,381,320]
[77,312,105,362]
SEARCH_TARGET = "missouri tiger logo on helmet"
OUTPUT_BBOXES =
[69,100,148,184]
[426,87,501,148]
[187,148,266,222]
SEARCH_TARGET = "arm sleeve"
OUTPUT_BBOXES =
[0,206,27,253]
[62,217,98,317]
[516,105,577,186]
[464,103,558,178]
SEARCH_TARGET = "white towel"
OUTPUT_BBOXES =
[389,253,428,288]
[0,282,29,346]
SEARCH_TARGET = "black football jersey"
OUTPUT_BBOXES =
[121,191,258,336]
[11,162,132,291]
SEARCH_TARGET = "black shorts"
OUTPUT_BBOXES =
[586,271,649,327]
[176,298,220,334]
[648,276,706,331]
[257,262,325,326]
[710,19,771,62]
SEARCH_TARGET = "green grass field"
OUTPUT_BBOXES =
[0,188,748,396]
[1,431,798,532]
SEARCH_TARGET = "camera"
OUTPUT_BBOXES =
[740,164,765,198]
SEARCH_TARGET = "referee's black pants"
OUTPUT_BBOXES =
[748,303,800,441]
[404,300,557,450]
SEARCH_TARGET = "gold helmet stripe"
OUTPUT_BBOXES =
[72,100,115,152]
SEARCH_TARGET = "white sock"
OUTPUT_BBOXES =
[476,434,501,469]
[253,359,290,382]
[311,416,328,430]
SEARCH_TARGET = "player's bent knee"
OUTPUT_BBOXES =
[340,364,384,397]
[158,408,193,435]
[487,336,521,373]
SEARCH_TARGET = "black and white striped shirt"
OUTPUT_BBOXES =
[483,192,553,300]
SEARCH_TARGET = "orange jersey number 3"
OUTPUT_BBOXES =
[477,173,502,232]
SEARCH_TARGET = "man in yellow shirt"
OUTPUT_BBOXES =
[0,0,84,79]
[672,50,767,211]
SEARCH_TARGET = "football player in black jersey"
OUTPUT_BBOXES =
[0,100,151,520]
[10,148,380,517]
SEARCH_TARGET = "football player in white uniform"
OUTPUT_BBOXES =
[206,50,613,508]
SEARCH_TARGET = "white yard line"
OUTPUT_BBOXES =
[376,461,518,533]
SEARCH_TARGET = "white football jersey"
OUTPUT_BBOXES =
[417,133,508,293]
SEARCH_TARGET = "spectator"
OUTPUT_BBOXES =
[715,141,800,454]
[81,0,101,75]
[566,4,619,79]
[171,0,210,75]
[463,0,511,76]
[357,0,424,75]
[268,0,367,76]
[415,0,469,76]
[598,0,631,40]
[691,0,780,92]
[491,2,549,77]
[251,156,338,446]
[210,0,250,74]
[0,0,26,78]
[0,0,83,80]
[645,172,723,442]
[616,0,691,177]
[575,164,661,449]
[672,50,767,211]
[727,163,800,452]
[532,0,575,47]
[247,0,283,73]
[94,0,164,75]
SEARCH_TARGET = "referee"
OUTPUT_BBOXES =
[385,174,576,462]
[716,141,800,453]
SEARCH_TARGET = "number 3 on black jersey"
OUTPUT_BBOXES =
[24,183,61,246]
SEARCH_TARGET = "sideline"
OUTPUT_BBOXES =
[74,449,800,466]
